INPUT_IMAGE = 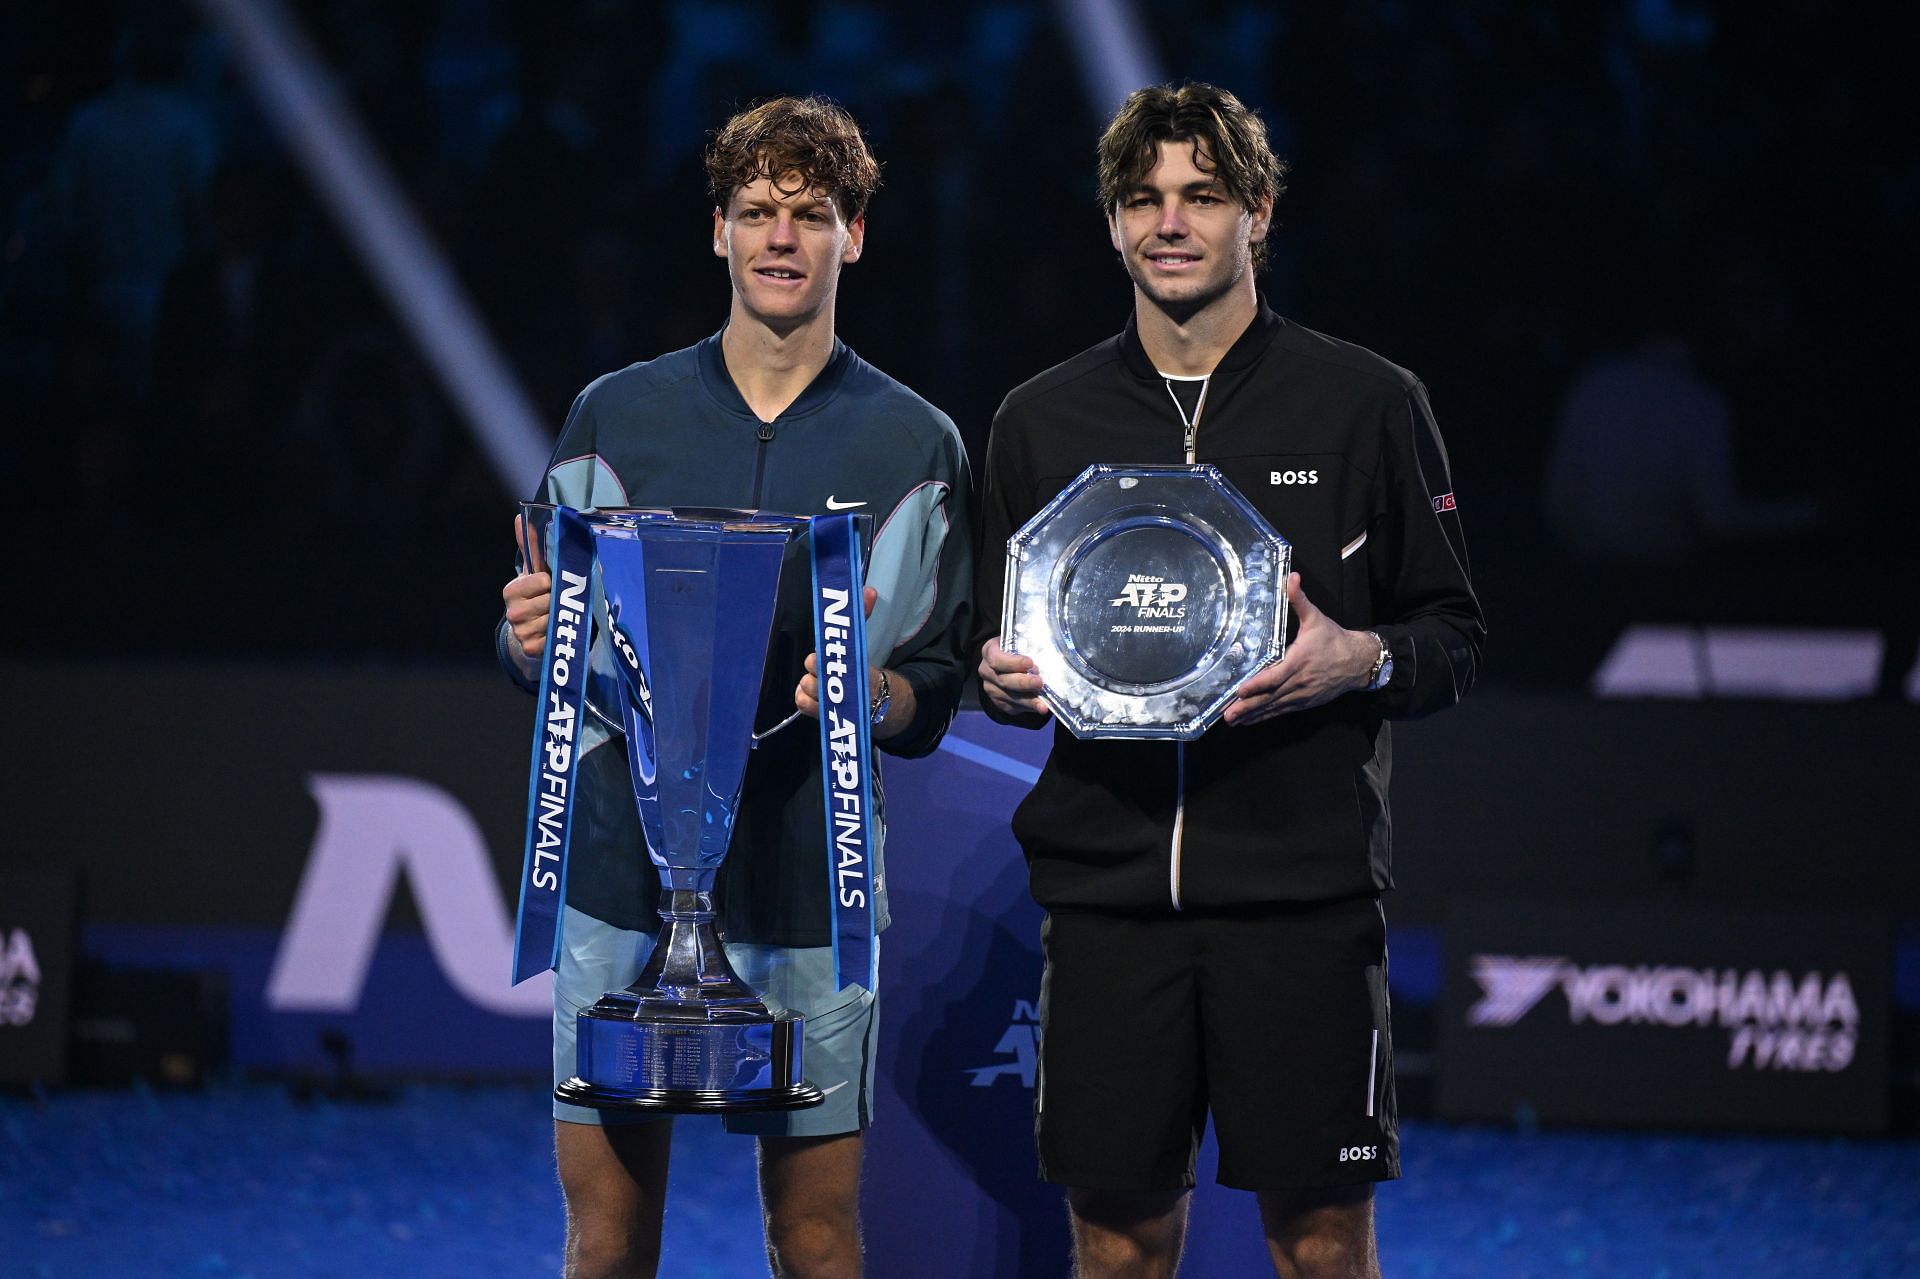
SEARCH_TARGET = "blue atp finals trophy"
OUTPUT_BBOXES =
[532,505,826,1113]
[1003,465,1291,740]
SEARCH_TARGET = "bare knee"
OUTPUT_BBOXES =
[1073,1223,1180,1278]
[565,1217,659,1279]
[1275,1232,1375,1279]
[759,1133,864,1279]
[556,1120,671,1279]
[1067,1188,1189,1278]
[764,1203,860,1279]
[1259,1185,1378,1279]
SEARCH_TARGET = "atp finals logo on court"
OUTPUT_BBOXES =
[1,929,41,1027]
[966,1000,1041,1088]
[1110,575,1188,618]
[1467,955,1860,1073]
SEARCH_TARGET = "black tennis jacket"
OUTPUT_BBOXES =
[973,300,1484,913]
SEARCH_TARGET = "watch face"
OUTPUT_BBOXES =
[1002,465,1290,740]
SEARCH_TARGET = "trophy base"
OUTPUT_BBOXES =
[554,1077,827,1113]
[558,990,826,1115]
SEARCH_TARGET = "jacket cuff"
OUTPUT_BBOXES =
[496,617,540,693]
[878,664,949,759]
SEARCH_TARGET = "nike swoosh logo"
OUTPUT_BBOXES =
[824,497,866,510]
[819,1081,849,1097]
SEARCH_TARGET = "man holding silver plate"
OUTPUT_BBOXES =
[974,83,1483,1278]
[498,98,971,1278]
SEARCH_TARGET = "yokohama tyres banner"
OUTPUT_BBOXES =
[1439,898,1892,1133]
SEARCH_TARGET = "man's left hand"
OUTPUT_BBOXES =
[1222,573,1378,726]
[797,585,883,721]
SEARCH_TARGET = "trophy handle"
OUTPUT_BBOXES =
[591,690,789,743]
[583,658,799,745]
[586,699,627,735]
[751,707,803,746]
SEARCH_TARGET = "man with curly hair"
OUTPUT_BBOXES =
[498,96,972,1279]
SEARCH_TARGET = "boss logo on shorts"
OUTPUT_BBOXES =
[1336,1144,1379,1163]
[1270,469,1319,485]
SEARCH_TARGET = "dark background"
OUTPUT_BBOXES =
[4,0,1915,679]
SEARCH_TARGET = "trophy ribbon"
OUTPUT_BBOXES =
[512,504,596,985]
[808,512,879,997]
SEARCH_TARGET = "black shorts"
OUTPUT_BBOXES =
[1036,896,1399,1192]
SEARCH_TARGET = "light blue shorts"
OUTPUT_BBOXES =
[552,906,878,1135]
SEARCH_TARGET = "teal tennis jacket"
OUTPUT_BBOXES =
[497,331,973,946]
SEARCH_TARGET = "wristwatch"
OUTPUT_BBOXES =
[869,667,892,726]
[1363,631,1394,692]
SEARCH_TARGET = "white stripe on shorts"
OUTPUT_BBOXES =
[1366,1028,1379,1117]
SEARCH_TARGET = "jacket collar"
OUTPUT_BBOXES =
[1120,293,1284,381]
[697,327,854,422]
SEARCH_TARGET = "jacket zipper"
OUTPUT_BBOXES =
[1170,743,1186,909]
[1161,375,1208,911]
[751,420,775,506]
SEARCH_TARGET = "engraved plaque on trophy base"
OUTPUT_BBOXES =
[559,1000,819,1113]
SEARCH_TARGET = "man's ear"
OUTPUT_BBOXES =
[842,212,866,264]
[1107,210,1123,255]
[713,207,727,258]
[1248,197,1274,247]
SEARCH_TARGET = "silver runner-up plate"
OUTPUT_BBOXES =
[1003,464,1291,740]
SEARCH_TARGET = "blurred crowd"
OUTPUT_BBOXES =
[2,0,1913,677]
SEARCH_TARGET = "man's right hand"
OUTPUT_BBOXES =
[503,512,552,660]
[978,636,1051,728]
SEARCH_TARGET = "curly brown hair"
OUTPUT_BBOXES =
[704,96,881,222]
[1096,83,1287,268]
